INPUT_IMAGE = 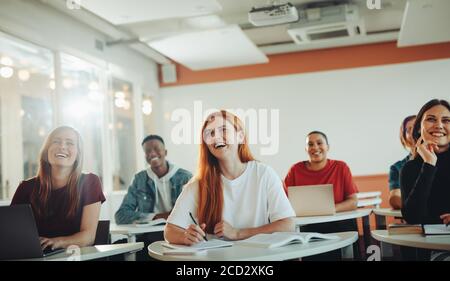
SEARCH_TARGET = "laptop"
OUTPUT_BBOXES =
[288,184,336,217]
[0,205,65,260]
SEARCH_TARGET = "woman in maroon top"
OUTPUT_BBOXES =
[11,126,105,250]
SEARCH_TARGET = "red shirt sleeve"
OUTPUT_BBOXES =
[80,174,106,207]
[342,162,358,198]
[284,165,296,195]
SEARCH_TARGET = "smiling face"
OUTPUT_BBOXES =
[47,128,79,168]
[305,133,329,163]
[202,115,244,161]
[143,139,167,168]
[420,105,450,148]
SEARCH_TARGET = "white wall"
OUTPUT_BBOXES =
[159,58,450,178]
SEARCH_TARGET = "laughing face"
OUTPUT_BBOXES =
[203,115,244,160]
[420,104,450,149]
[47,128,78,168]
[305,133,329,163]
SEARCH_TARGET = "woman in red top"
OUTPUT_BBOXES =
[284,131,358,212]
[284,131,359,260]
[11,126,105,250]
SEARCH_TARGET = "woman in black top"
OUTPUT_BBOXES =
[401,99,450,226]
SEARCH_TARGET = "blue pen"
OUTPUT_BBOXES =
[189,212,208,241]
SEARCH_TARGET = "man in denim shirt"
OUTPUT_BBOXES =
[115,135,192,224]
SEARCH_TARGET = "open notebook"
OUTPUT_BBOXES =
[236,232,340,248]
[161,239,233,255]
[422,224,450,235]
[133,218,166,227]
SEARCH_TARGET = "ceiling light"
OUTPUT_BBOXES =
[115,91,125,99]
[142,99,152,115]
[0,67,14,78]
[49,80,56,90]
[18,69,31,81]
[0,56,13,66]
[114,98,126,108]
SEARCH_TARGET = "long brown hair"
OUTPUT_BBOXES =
[197,111,254,233]
[31,126,83,219]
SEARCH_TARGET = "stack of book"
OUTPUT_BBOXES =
[387,224,423,235]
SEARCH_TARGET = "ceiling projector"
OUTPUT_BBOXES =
[248,2,299,27]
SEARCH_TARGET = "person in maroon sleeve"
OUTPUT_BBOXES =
[284,131,359,260]
[11,126,105,250]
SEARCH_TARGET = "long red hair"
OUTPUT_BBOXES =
[196,110,254,233]
[31,126,83,219]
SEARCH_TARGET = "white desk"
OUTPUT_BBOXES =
[294,209,372,226]
[148,231,358,261]
[371,230,450,252]
[294,209,372,249]
[23,242,144,261]
[372,208,403,230]
[110,223,165,261]
[0,200,11,206]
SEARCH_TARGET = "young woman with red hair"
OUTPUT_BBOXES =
[164,111,295,245]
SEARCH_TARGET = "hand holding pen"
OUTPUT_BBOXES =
[440,214,450,227]
[183,212,208,245]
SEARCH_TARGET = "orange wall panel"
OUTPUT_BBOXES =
[160,41,450,87]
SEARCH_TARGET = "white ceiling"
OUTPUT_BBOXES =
[70,0,449,70]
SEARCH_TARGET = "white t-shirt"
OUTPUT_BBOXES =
[167,161,295,230]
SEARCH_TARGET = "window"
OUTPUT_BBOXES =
[0,33,54,198]
[111,77,136,191]
[142,95,153,135]
[59,53,104,179]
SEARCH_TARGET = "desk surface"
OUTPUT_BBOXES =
[372,208,402,218]
[294,209,372,226]
[23,242,144,261]
[371,230,450,251]
[0,200,10,206]
[148,231,358,261]
[110,223,165,235]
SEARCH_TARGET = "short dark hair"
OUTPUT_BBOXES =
[307,131,329,145]
[400,115,416,148]
[412,99,450,142]
[141,134,165,146]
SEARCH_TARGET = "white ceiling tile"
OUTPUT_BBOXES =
[81,0,222,25]
[147,25,269,70]
[398,0,450,47]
